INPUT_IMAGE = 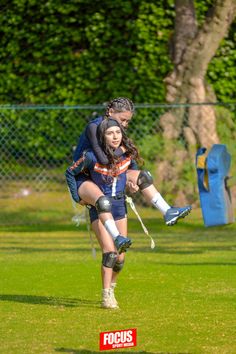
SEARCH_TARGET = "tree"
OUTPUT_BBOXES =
[161,0,236,147]
[156,0,236,204]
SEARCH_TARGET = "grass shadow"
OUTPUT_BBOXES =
[0,223,88,233]
[0,246,92,253]
[55,348,162,354]
[133,243,236,255]
[159,262,236,266]
[0,294,99,308]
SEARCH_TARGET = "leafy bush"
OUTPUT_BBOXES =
[0,0,235,105]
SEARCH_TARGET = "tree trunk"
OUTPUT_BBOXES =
[158,0,236,204]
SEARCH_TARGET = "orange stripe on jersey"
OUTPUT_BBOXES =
[70,156,85,171]
[94,157,131,176]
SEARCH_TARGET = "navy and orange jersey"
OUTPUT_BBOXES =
[88,152,132,197]
[65,150,135,203]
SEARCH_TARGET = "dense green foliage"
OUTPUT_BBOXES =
[0,0,235,104]
[0,107,96,164]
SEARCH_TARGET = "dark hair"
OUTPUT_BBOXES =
[97,119,143,176]
[104,97,135,119]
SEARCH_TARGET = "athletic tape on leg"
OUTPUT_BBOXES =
[126,196,155,249]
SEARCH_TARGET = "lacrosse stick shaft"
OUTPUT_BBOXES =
[126,196,155,249]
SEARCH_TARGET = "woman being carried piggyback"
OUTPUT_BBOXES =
[69,97,192,243]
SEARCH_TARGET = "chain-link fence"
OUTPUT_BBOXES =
[1,103,236,203]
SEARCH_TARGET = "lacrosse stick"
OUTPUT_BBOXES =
[126,196,155,249]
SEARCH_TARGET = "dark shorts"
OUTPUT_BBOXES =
[76,174,91,201]
[89,196,127,224]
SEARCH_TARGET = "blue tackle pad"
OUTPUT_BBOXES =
[196,144,234,227]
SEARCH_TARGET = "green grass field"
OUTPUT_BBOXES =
[0,192,236,354]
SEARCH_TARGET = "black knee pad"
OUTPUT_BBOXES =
[137,170,153,190]
[102,252,118,268]
[95,196,112,214]
[113,260,125,273]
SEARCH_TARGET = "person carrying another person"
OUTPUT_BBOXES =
[66,118,191,309]
[66,119,141,308]
[71,97,192,232]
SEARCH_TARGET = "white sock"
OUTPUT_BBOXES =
[104,219,120,240]
[102,288,110,298]
[151,192,170,215]
[111,282,117,290]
